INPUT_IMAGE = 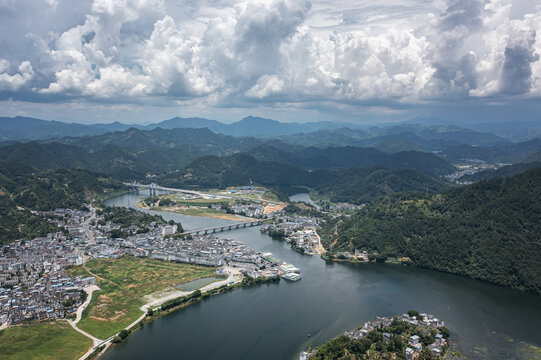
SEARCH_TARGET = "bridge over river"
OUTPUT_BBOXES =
[123,182,281,205]
[180,220,264,236]
[124,182,205,196]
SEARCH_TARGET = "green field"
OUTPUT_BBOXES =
[67,256,216,339]
[0,322,92,360]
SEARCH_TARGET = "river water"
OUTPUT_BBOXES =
[289,193,321,209]
[102,190,541,360]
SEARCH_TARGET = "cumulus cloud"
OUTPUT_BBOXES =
[245,74,285,98]
[0,59,34,91]
[1,0,541,112]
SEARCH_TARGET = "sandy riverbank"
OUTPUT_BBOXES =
[136,202,250,221]
[314,233,327,255]
[142,267,243,310]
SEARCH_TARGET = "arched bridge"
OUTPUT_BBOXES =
[181,220,264,236]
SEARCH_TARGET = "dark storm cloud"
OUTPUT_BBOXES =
[501,30,540,95]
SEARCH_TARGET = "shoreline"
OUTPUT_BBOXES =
[77,267,245,360]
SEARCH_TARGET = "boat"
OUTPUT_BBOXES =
[282,272,302,281]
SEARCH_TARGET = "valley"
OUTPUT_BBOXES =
[0,115,540,360]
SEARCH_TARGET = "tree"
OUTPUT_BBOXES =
[439,326,450,339]
[118,329,130,339]
[79,290,88,302]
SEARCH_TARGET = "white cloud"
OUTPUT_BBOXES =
[245,74,285,98]
[0,59,34,91]
[1,0,541,111]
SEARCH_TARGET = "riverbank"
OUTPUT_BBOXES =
[66,256,217,340]
[92,270,279,359]
[70,266,246,360]
[100,190,541,360]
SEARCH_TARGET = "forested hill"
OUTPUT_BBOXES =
[319,167,541,293]
[249,145,455,176]
[162,153,451,203]
[0,162,123,244]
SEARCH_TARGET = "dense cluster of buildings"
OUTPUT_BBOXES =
[328,203,364,211]
[301,312,448,359]
[0,205,284,327]
[444,163,500,184]
[0,208,98,326]
[345,313,447,359]
[227,203,265,218]
[260,214,323,255]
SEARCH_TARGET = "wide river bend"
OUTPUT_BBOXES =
[101,190,541,360]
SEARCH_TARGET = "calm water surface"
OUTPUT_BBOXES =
[102,190,541,360]
[289,193,320,209]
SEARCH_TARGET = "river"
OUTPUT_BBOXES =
[101,190,541,360]
[289,193,321,209]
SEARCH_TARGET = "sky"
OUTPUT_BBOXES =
[0,0,540,124]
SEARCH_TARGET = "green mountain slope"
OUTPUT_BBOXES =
[0,162,123,244]
[250,145,455,176]
[319,168,541,293]
[162,153,451,203]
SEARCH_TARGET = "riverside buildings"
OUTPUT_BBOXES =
[0,206,274,326]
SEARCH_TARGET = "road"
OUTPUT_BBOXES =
[82,204,96,245]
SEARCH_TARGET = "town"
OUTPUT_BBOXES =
[0,205,299,328]
[260,213,325,255]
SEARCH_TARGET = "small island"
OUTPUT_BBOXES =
[301,311,451,360]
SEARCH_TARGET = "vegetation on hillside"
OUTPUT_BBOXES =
[319,168,541,293]
[160,153,451,204]
[0,161,123,244]
[249,145,455,176]
[310,317,449,360]
[97,206,183,235]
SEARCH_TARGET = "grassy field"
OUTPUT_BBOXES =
[67,256,216,339]
[0,322,92,360]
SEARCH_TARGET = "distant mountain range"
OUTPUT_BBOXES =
[3,114,538,145]
[0,115,353,142]
[1,119,540,183]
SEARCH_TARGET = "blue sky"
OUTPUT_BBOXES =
[0,0,540,124]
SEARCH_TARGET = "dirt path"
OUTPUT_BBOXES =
[74,285,100,324]
[68,285,104,359]
[330,237,338,248]
[315,233,327,254]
